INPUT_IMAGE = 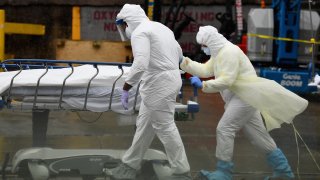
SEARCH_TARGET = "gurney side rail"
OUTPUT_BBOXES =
[84,64,99,110]
[6,62,23,106]
[33,62,49,109]
[59,63,74,109]
[1,59,134,111]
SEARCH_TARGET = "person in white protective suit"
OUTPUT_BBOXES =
[105,4,192,180]
[180,26,308,180]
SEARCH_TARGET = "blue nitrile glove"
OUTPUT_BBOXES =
[190,76,203,88]
[121,90,129,110]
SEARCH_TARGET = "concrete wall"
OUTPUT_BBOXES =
[56,40,132,63]
[0,2,319,63]
[0,0,272,6]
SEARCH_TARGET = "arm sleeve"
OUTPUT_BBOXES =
[178,45,183,61]
[125,32,150,86]
[180,56,215,78]
[202,48,240,93]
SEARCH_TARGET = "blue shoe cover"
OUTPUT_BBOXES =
[264,174,294,180]
[265,148,294,180]
[199,169,232,180]
[198,160,233,180]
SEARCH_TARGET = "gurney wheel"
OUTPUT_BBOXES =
[175,112,189,121]
[14,160,34,180]
[137,161,159,180]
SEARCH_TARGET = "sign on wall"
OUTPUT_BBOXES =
[81,7,121,41]
[80,6,256,54]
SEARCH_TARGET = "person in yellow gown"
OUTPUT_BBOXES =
[180,25,308,180]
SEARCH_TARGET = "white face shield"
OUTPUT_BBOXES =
[116,19,129,41]
[201,46,211,56]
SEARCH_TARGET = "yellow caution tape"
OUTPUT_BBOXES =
[247,33,320,45]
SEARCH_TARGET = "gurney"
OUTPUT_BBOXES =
[0,59,199,180]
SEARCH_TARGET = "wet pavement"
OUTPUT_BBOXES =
[0,85,319,179]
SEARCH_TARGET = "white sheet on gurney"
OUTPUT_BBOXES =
[0,65,131,94]
[5,86,141,114]
[0,65,141,114]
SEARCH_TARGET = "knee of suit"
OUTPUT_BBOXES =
[216,125,236,138]
[152,120,177,133]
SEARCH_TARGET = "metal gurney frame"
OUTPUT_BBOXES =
[0,59,199,180]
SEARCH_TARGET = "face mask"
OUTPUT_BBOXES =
[125,27,132,39]
[201,47,211,56]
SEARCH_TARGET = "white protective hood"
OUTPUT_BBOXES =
[196,26,228,58]
[116,4,149,34]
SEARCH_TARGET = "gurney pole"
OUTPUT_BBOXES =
[32,109,49,147]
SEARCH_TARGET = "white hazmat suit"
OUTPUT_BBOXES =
[110,4,190,179]
[180,26,308,179]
